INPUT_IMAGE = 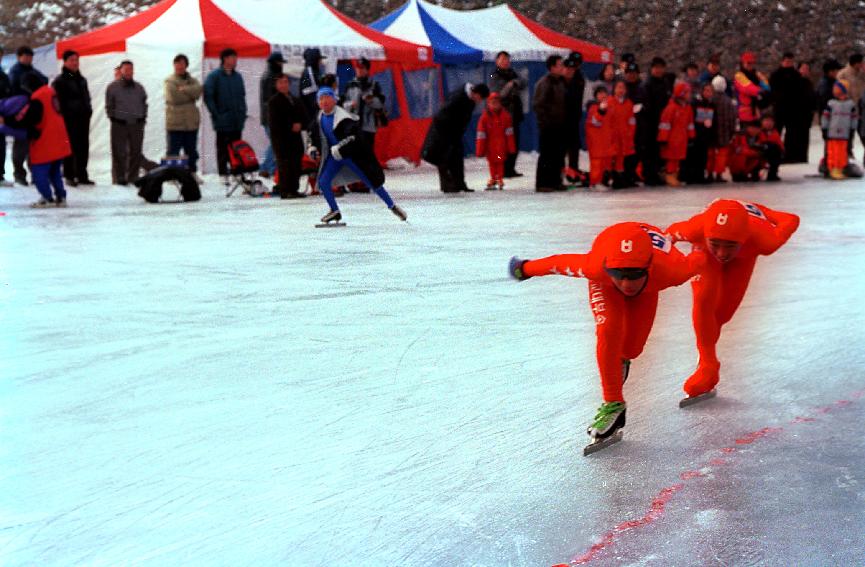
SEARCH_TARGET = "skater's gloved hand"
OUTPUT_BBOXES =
[508,256,531,281]
[331,145,343,161]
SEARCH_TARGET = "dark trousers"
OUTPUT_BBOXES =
[13,136,28,181]
[765,143,783,177]
[110,121,144,184]
[640,139,663,184]
[437,141,466,192]
[536,126,567,189]
[566,131,581,172]
[274,139,303,195]
[784,123,811,164]
[216,130,242,175]
[167,130,199,172]
[0,136,5,178]
[505,120,521,175]
[63,116,90,181]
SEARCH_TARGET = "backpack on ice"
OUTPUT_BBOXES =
[228,140,259,174]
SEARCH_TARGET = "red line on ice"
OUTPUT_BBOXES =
[555,393,859,566]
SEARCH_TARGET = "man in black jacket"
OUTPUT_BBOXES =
[563,52,586,181]
[769,52,801,157]
[638,56,674,186]
[259,51,285,178]
[422,82,490,193]
[267,74,307,199]
[0,45,11,186]
[488,51,526,178]
[533,55,567,191]
[300,48,326,120]
[52,50,94,186]
[8,46,48,186]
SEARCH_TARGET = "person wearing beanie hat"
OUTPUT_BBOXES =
[309,87,406,225]
[707,75,737,182]
[734,50,770,124]
[657,82,695,186]
[508,222,704,450]
[475,92,516,190]
[821,79,859,179]
[666,199,799,400]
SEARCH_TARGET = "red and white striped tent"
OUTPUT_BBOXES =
[53,0,431,176]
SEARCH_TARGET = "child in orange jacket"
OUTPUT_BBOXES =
[658,82,695,186]
[585,85,614,189]
[509,223,703,442]
[607,80,636,188]
[666,199,799,399]
[476,92,516,190]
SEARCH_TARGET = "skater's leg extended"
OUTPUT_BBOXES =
[715,255,757,326]
[344,159,396,209]
[590,283,628,402]
[622,292,659,361]
[686,265,724,396]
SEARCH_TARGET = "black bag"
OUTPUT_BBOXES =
[135,166,201,203]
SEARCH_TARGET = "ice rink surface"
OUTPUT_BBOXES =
[1,153,864,566]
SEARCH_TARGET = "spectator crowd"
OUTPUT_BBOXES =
[0,42,863,208]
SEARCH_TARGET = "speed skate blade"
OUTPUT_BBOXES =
[679,390,717,408]
[583,431,623,456]
[315,222,347,228]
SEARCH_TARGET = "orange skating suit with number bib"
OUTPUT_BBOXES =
[666,200,800,396]
[521,223,703,403]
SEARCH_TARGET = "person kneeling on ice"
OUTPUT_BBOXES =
[310,87,406,225]
[508,223,703,448]
[666,199,799,401]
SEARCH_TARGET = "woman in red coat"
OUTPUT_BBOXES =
[585,85,615,189]
[657,82,695,186]
[475,93,516,190]
[18,75,72,207]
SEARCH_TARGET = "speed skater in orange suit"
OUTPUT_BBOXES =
[666,199,800,399]
[509,222,703,442]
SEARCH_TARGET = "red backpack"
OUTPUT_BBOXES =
[228,140,259,174]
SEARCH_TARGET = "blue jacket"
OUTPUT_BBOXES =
[203,67,247,132]
[8,62,48,96]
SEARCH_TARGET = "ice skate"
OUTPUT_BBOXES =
[390,204,408,222]
[30,198,54,208]
[316,210,346,228]
[679,389,717,407]
[55,198,68,208]
[584,401,626,455]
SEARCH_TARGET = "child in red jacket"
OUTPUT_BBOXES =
[476,92,516,190]
[658,82,695,187]
[586,85,614,190]
[607,80,636,188]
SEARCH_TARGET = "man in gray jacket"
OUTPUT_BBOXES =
[106,60,147,185]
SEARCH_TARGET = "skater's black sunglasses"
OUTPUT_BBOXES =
[604,266,649,281]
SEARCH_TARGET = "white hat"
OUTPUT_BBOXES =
[711,75,727,93]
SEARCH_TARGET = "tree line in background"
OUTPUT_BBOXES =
[2,0,863,75]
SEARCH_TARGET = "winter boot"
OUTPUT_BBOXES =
[485,179,497,191]
[829,168,845,180]
[587,401,627,439]
[30,198,54,208]
[683,361,720,398]
[665,171,682,187]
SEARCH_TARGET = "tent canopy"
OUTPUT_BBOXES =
[57,0,431,63]
[371,0,611,65]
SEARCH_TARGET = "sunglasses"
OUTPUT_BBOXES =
[605,267,649,281]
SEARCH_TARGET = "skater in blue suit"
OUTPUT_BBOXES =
[310,87,406,225]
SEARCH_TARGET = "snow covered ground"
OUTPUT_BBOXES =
[1,149,864,566]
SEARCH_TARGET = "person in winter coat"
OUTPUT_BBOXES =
[258,51,286,177]
[728,120,782,181]
[622,62,644,185]
[698,53,730,96]
[563,52,586,183]
[4,74,72,207]
[607,80,636,188]
[475,92,516,190]
[533,55,568,192]
[837,53,865,156]
[310,87,406,225]
[585,86,614,189]
[784,62,817,164]
[268,73,308,199]
[106,60,147,185]
[666,200,799,399]
[583,63,616,111]
[681,83,715,185]
[51,50,93,186]
[682,62,701,104]
[300,48,326,120]
[341,57,387,151]
[759,114,785,180]
[734,52,771,124]
[707,75,737,182]
[164,53,202,175]
[768,52,801,148]
[422,82,490,193]
[657,82,695,186]
[0,47,15,186]
[639,57,675,186]
[488,51,526,178]
[816,58,842,114]
[204,48,247,178]
[8,46,48,186]
[822,80,859,179]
